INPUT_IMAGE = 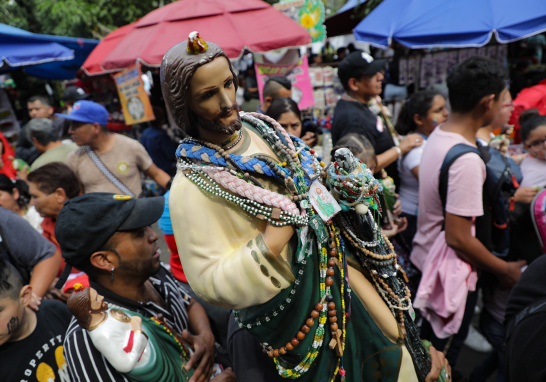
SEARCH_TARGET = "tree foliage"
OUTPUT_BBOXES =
[0,0,175,39]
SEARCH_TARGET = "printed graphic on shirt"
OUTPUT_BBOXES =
[21,335,69,382]
[117,161,129,174]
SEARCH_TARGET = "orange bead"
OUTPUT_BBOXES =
[301,325,310,333]
[291,338,300,347]
[326,277,333,286]
[274,349,280,357]
[280,347,287,355]
[328,309,337,317]
[268,350,274,358]
[329,316,337,323]
[315,303,323,311]
[326,268,335,276]
[311,310,320,319]
[327,302,336,310]
[286,342,294,351]
[297,331,305,340]
[327,259,336,267]
[330,323,338,332]
[330,250,337,256]
[306,318,315,327]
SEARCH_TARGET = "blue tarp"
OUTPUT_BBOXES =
[337,0,366,14]
[0,24,99,79]
[353,0,546,49]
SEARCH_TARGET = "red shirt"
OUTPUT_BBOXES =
[41,217,79,276]
[164,234,187,283]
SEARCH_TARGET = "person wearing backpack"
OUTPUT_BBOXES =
[410,56,526,376]
[467,106,543,382]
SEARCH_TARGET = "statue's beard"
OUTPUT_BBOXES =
[90,301,108,314]
[194,104,242,136]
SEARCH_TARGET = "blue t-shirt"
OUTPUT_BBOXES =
[158,190,173,235]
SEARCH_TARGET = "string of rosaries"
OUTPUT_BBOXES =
[174,113,427,379]
[324,154,432,380]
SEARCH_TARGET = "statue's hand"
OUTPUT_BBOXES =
[130,316,142,331]
[263,223,295,257]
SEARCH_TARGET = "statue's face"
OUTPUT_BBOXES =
[189,56,240,135]
[89,287,108,312]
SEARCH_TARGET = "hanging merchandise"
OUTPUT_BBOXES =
[255,57,315,110]
[113,64,155,125]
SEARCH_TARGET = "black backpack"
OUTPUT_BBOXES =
[439,142,522,257]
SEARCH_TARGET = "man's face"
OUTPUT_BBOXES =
[484,87,509,127]
[111,226,161,278]
[89,288,108,312]
[28,182,64,218]
[189,56,241,136]
[353,71,384,98]
[27,100,53,119]
[492,91,514,130]
[0,297,23,346]
[68,122,95,146]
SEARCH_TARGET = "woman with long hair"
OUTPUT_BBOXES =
[394,89,449,249]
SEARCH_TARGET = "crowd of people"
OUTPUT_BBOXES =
[0,37,546,382]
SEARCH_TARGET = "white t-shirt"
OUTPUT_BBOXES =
[519,156,546,188]
[398,142,426,216]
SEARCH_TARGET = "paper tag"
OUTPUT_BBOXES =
[308,180,341,222]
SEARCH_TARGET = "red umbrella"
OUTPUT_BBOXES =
[81,0,310,75]
[81,23,135,76]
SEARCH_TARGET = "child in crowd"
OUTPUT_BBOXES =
[0,174,43,232]
[519,109,546,188]
[395,89,449,250]
[331,134,422,294]
[411,56,525,372]
[0,258,73,382]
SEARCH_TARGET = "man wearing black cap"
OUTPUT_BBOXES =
[332,51,423,187]
[55,193,234,382]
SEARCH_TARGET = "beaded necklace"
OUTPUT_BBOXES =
[150,316,191,360]
[221,129,242,150]
[220,129,242,148]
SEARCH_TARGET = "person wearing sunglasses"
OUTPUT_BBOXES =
[519,109,546,189]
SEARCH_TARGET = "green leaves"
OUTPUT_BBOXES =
[0,0,176,38]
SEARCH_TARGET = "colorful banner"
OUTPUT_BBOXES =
[255,57,315,110]
[275,0,325,43]
[113,64,154,125]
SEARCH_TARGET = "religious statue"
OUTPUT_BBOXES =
[164,31,447,382]
[66,284,193,381]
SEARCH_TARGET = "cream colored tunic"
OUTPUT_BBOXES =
[170,125,418,381]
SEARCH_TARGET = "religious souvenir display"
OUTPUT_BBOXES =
[66,284,193,381]
[165,32,446,382]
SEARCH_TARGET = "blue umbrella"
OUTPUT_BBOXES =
[0,24,74,68]
[353,0,546,48]
[0,24,99,79]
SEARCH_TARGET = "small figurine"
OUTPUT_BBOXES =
[67,284,192,381]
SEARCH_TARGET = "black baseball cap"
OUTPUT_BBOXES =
[62,86,90,102]
[338,51,387,87]
[54,193,164,289]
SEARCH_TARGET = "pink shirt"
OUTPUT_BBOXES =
[411,127,486,270]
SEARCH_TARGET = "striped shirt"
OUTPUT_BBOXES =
[63,264,191,382]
